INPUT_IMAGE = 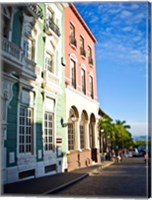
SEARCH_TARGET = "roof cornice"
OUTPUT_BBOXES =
[69,3,97,43]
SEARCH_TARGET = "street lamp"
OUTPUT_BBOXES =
[60,114,76,127]
[100,129,104,155]
[71,114,76,123]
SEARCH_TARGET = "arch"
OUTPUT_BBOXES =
[89,113,96,161]
[90,113,96,123]
[69,53,78,62]
[81,110,88,121]
[88,71,94,77]
[79,110,88,150]
[67,106,79,151]
[81,63,86,71]
[71,105,79,118]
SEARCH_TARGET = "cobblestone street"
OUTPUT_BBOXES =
[55,157,148,198]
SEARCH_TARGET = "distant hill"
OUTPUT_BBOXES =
[133,135,150,141]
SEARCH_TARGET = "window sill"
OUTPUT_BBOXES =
[81,55,86,60]
[89,63,94,68]
[70,43,77,50]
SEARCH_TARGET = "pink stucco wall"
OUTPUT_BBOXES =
[64,4,98,100]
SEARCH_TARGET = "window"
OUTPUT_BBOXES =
[80,113,85,149]
[81,69,86,94]
[70,59,76,89]
[44,112,54,151]
[2,6,11,38]
[19,106,33,153]
[88,46,93,65]
[46,8,54,23]
[68,124,75,151]
[80,36,84,49]
[80,36,86,57]
[45,52,53,73]
[70,23,75,38]
[45,8,60,37]
[70,23,77,47]
[23,38,34,60]
[88,46,92,58]
[90,76,94,99]
[68,108,76,151]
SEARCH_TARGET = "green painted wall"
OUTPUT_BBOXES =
[55,6,66,156]
[35,3,45,161]
[6,83,18,167]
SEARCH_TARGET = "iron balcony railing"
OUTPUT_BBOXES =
[2,37,22,63]
[70,35,77,47]
[27,4,43,19]
[80,47,86,57]
[46,18,61,37]
[88,57,94,65]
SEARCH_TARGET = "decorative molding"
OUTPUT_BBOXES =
[69,53,78,62]
[23,14,35,36]
[2,78,16,104]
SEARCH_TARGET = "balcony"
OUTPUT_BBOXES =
[42,70,60,94]
[2,37,23,67]
[88,57,94,65]
[2,37,37,80]
[70,35,77,48]
[45,19,61,37]
[26,3,43,19]
[80,47,86,57]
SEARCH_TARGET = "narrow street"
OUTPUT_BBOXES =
[55,157,148,198]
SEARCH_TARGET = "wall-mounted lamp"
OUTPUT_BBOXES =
[61,114,76,127]
[71,114,76,122]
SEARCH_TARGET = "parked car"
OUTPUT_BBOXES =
[128,151,133,157]
[132,148,139,157]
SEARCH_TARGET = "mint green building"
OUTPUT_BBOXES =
[1,3,67,184]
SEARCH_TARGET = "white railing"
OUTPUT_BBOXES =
[2,37,37,79]
[2,37,22,63]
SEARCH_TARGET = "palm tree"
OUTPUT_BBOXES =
[115,120,132,149]
[98,116,113,152]
[115,120,131,129]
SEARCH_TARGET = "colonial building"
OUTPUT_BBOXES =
[64,4,100,171]
[1,3,67,184]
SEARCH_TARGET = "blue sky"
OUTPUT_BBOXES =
[74,2,149,137]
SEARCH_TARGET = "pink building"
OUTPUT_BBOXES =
[64,3,100,171]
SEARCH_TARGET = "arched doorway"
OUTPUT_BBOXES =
[79,110,88,150]
[67,106,79,151]
[89,113,97,162]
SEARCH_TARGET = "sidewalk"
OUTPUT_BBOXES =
[2,160,114,196]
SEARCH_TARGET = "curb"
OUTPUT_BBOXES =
[42,161,114,194]
[89,161,114,176]
[101,161,114,169]
[42,162,114,195]
[43,173,88,195]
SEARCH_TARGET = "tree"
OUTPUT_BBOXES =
[114,120,133,149]
[98,117,133,152]
[98,116,114,152]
